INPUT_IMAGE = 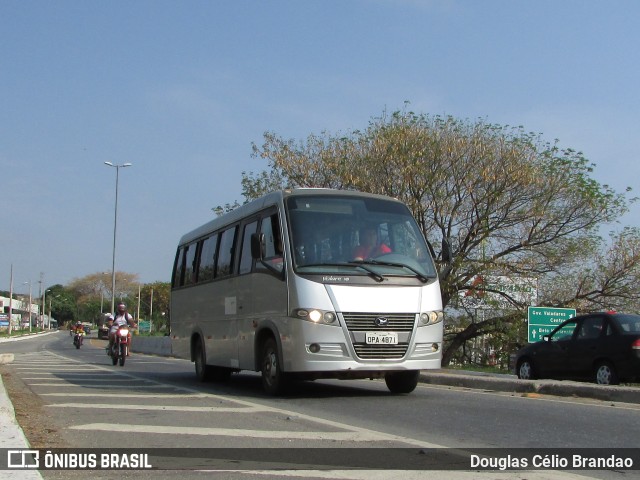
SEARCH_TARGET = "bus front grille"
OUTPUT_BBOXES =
[342,312,415,331]
[353,343,409,359]
[342,312,414,360]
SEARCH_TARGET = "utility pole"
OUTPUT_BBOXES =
[150,287,154,333]
[38,272,44,329]
[8,264,13,335]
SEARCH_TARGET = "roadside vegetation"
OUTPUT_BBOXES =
[1,277,170,335]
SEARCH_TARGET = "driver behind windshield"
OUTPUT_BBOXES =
[352,225,391,261]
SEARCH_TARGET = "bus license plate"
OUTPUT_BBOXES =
[366,332,398,345]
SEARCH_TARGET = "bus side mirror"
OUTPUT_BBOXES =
[251,233,265,259]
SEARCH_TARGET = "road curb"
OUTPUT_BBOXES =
[0,353,15,364]
[419,371,640,404]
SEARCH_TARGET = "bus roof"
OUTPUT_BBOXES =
[177,188,403,246]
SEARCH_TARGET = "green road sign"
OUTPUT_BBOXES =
[137,320,151,333]
[527,306,576,343]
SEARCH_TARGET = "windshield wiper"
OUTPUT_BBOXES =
[300,262,385,282]
[354,259,430,283]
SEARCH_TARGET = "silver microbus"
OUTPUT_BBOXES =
[170,189,443,395]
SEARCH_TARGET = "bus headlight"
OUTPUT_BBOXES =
[419,311,443,326]
[293,309,338,325]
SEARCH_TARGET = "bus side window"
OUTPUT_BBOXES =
[198,233,218,282]
[265,214,282,258]
[172,247,186,288]
[184,242,199,286]
[216,226,237,278]
[257,212,284,274]
[239,220,258,275]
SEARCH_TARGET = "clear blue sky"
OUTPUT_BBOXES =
[2,0,639,293]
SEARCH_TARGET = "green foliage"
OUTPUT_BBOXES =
[212,201,242,216]
[47,285,77,324]
[67,271,140,311]
[5,275,170,331]
[137,281,170,331]
[45,274,166,327]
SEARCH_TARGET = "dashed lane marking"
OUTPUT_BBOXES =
[70,423,409,442]
[54,403,269,413]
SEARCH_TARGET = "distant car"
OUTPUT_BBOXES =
[514,312,640,385]
[97,324,109,340]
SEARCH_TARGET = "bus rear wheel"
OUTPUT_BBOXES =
[261,338,288,396]
[385,370,420,394]
[194,339,212,382]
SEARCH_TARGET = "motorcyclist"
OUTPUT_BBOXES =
[107,302,136,356]
[72,321,85,345]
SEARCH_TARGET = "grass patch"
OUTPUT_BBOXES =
[0,328,46,338]
[446,364,511,375]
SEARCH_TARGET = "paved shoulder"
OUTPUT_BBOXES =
[0,374,43,478]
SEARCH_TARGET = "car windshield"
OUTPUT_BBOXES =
[614,314,640,333]
[550,320,578,341]
[286,195,437,280]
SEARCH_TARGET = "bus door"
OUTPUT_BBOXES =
[237,208,288,370]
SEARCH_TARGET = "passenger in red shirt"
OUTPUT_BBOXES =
[352,226,391,260]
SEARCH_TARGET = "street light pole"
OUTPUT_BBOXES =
[41,274,46,329]
[46,289,52,330]
[100,271,110,314]
[22,281,32,332]
[37,272,43,330]
[104,161,132,316]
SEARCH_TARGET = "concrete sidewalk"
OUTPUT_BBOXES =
[0,331,57,478]
[0,363,43,478]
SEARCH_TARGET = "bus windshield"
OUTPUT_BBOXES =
[286,194,437,279]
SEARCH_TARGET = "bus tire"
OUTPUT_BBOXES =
[194,339,212,382]
[385,370,419,394]
[261,337,288,395]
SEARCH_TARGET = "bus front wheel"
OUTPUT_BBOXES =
[261,338,288,395]
[385,370,420,394]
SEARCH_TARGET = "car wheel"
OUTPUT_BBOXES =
[517,358,537,380]
[594,361,619,385]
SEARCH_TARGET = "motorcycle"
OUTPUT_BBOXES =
[108,324,130,366]
[73,330,84,349]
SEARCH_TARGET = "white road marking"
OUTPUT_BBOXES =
[26,383,177,388]
[41,392,210,398]
[69,423,409,442]
[55,403,268,412]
